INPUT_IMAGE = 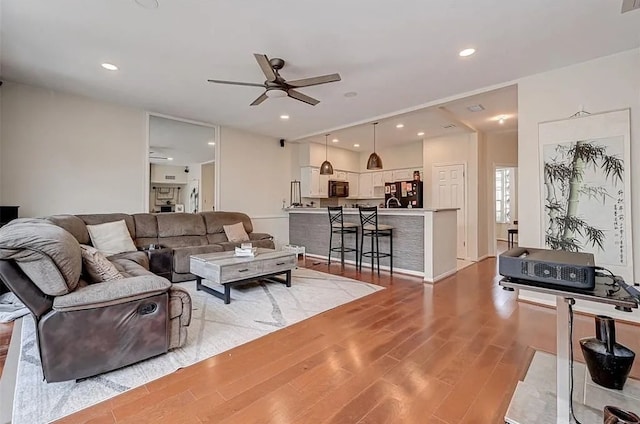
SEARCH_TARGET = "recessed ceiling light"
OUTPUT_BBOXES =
[167,157,174,161]
[396,124,404,129]
[101,63,118,71]
[332,138,339,143]
[459,48,476,57]
[280,115,289,120]
[135,0,159,9]
[499,116,507,124]
[344,92,358,98]
[417,132,425,136]
[353,144,360,148]
[208,142,215,146]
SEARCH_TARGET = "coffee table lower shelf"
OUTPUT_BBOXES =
[196,269,292,304]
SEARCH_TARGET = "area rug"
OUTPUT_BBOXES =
[11,268,383,424]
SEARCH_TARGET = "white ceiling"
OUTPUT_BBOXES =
[1,1,639,141]
[149,115,216,166]
[299,85,517,152]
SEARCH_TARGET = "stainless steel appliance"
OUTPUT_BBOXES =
[384,181,423,208]
[328,180,349,198]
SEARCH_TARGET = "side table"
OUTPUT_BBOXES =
[140,246,173,281]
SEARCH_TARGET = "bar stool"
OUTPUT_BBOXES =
[358,206,393,275]
[328,206,359,267]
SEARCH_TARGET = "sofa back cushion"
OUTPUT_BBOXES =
[132,213,158,248]
[201,212,253,235]
[0,219,82,295]
[77,214,136,240]
[47,215,90,244]
[157,213,206,237]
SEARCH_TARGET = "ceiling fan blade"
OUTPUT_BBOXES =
[287,73,341,88]
[288,89,320,106]
[250,93,269,106]
[254,54,277,82]
[207,79,265,88]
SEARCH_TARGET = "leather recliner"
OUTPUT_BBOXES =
[0,218,191,383]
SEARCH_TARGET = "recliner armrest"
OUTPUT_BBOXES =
[53,276,172,312]
[249,232,273,241]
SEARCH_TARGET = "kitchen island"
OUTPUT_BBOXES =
[288,207,457,283]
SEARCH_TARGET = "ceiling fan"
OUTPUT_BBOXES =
[207,54,341,106]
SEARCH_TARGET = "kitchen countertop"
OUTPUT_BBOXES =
[285,207,458,215]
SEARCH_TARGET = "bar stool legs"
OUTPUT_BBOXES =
[358,206,394,276]
[328,206,359,268]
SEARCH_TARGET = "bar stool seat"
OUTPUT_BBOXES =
[328,207,359,267]
[358,206,393,275]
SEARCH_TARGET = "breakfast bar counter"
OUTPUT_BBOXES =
[287,208,458,283]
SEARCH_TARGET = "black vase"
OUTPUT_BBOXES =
[580,315,635,390]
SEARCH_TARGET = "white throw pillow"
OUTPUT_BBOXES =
[223,222,250,243]
[86,220,137,256]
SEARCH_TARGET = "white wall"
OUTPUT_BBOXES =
[518,48,640,321]
[218,126,293,248]
[358,140,423,172]
[0,82,147,216]
[300,142,360,171]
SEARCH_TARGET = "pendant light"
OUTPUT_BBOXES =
[366,122,383,170]
[320,133,334,175]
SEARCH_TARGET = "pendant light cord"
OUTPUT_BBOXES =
[325,134,329,160]
[373,122,378,152]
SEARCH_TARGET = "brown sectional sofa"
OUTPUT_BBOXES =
[47,211,275,282]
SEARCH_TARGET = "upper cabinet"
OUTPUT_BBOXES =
[150,164,188,184]
[372,172,384,187]
[318,173,329,197]
[300,167,321,197]
[383,171,394,183]
[347,172,359,199]
[333,171,347,181]
[358,173,374,198]
[392,169,414,181]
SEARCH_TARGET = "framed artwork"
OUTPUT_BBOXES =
[539,109,632,279]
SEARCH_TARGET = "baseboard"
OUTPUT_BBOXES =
[424,268,457,284]
[305,253,425,277]
[476,254,492,262]
[0,318,22,424]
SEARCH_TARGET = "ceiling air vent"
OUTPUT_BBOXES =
[442,124,457,129]
[466,104,485,112]
[622,0,640,13]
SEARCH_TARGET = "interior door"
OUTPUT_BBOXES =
[201,162,215,211]
[432,164,467,259]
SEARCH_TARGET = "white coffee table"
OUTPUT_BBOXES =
[189,248,297,304]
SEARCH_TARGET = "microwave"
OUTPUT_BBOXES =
[329,180,349,197]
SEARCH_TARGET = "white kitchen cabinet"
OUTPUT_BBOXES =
[372,171,384,187]
[318,174,329,197]
[359,173,374,198]
[300,167,321,197]
[347,172,359,198]
[383,171,394,183]
[334,171,347,181]
[393,169,414,182]
[150,164,188,184]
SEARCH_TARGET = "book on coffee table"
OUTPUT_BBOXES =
[234,246,257,257]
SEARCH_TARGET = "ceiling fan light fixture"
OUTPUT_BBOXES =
[366,122,383,170]
[320,134,334,175]
[266,88,288,98]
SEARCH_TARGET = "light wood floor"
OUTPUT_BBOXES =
[2,257,639,423]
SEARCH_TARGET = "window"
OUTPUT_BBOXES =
[496,168,512,223]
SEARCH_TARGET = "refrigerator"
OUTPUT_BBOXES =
[384,181,423,208]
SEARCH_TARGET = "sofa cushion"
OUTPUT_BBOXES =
[223,222,250,243]
[111,258,155,278]
[201,211,253,235]
[157,213,206,237]
[47,215,90,244]
[172,244,224,274]
[159,236,209,249]
[217,240,275,251]
[107,251,150,269]
[52,275,171,311]
[77,214,136,239]
[0,219,81,295]
[86,220,138,256]
[80,245,123,283]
